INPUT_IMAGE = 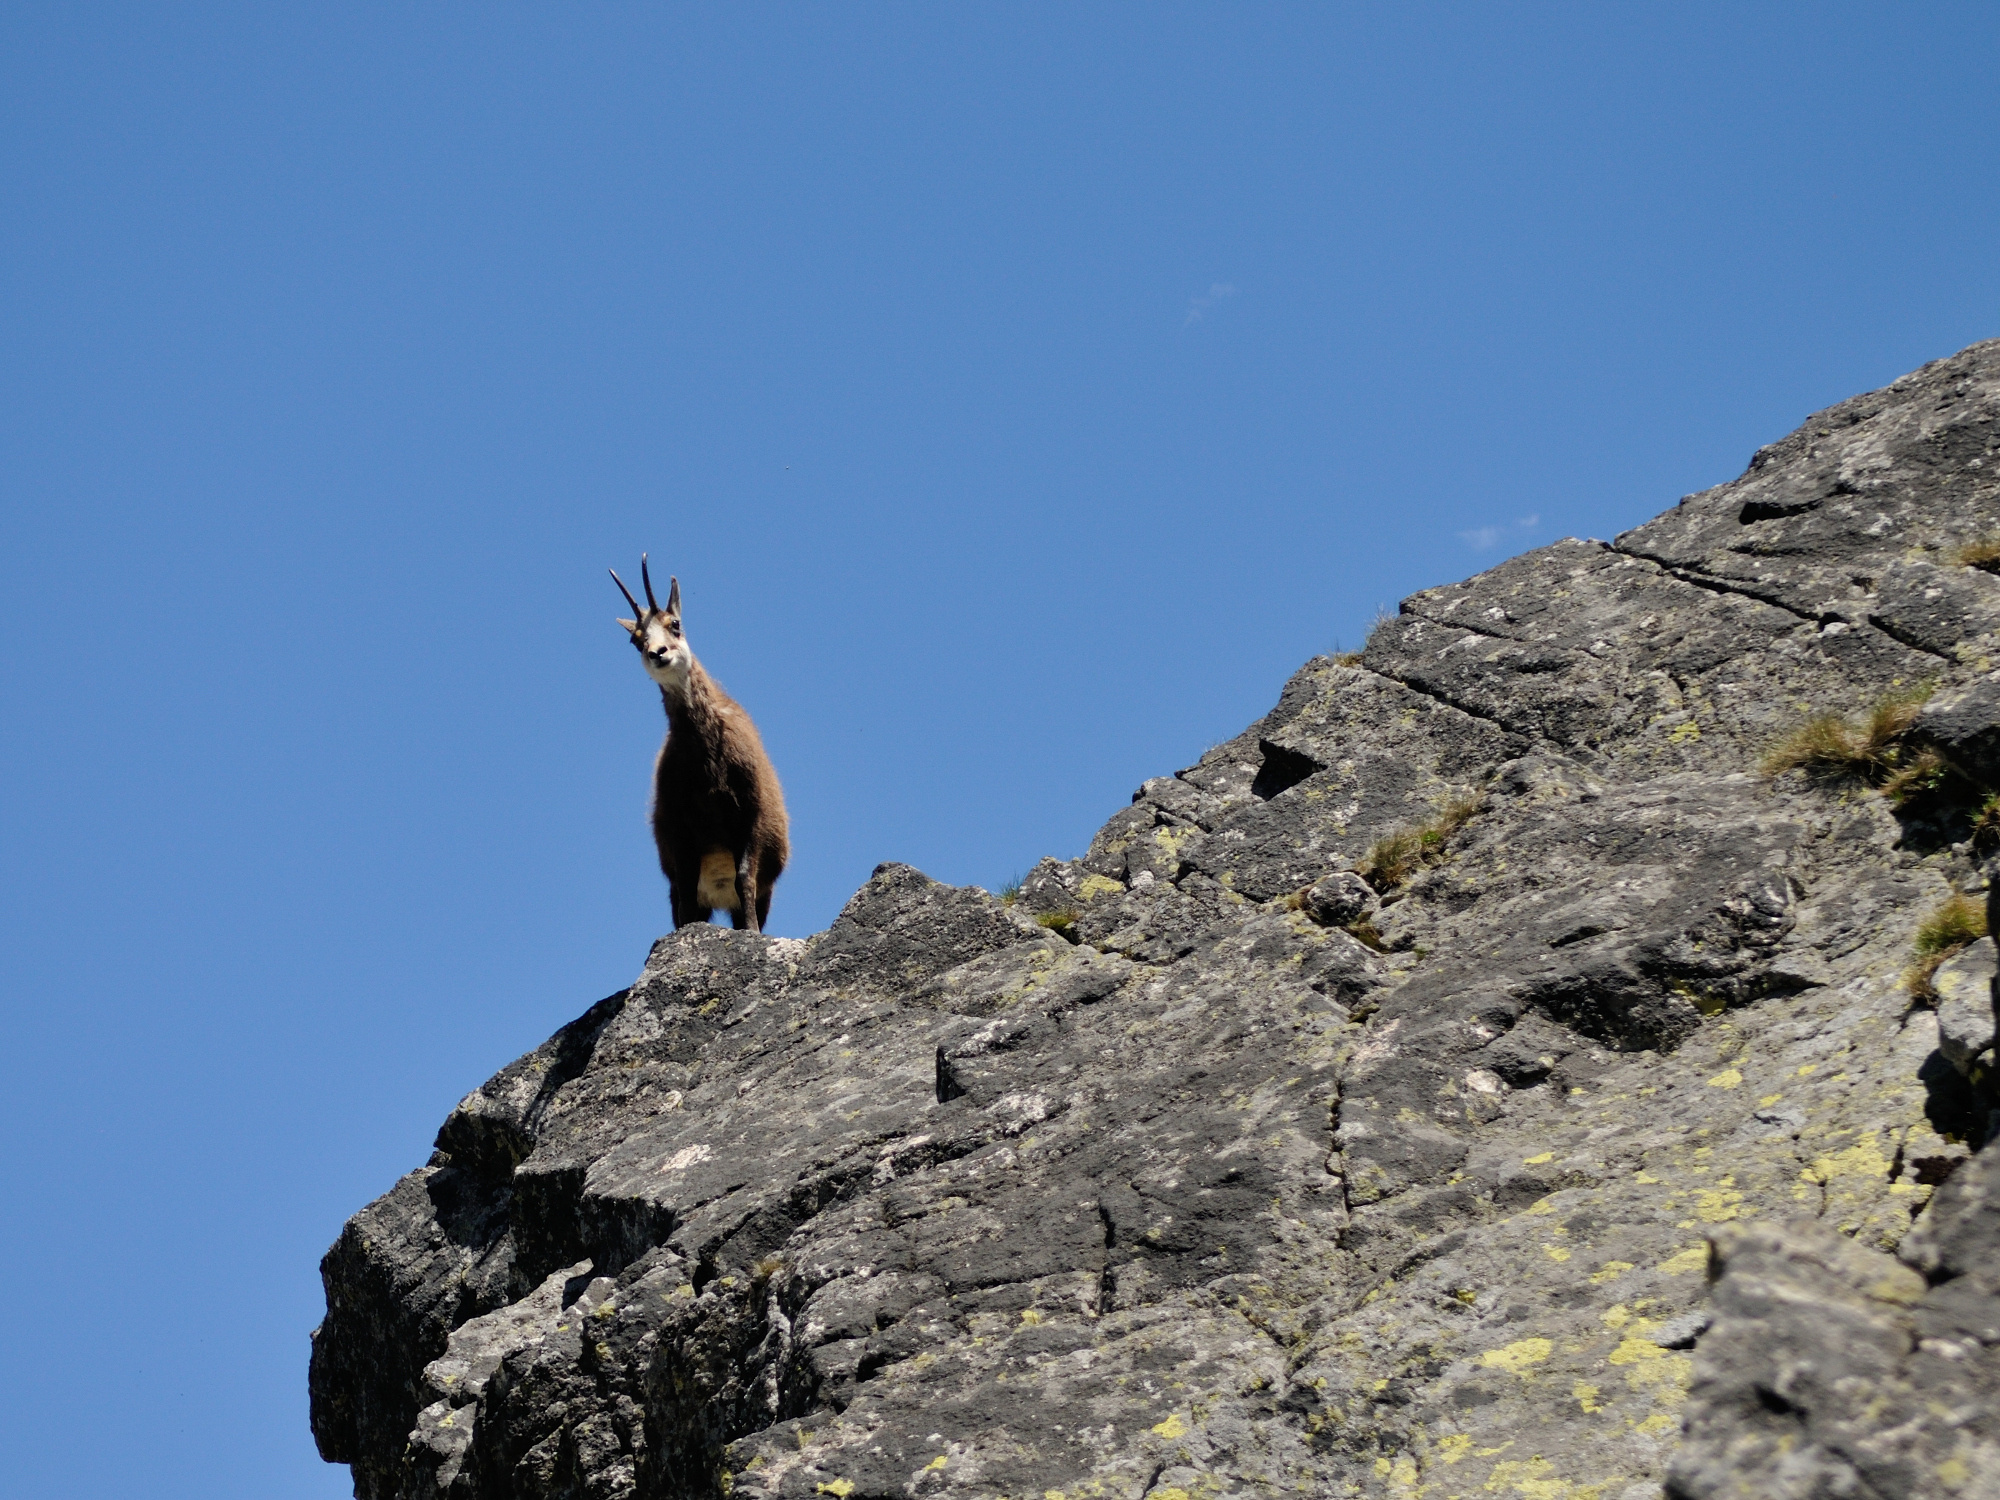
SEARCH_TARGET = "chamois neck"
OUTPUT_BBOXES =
[658,658,717,724]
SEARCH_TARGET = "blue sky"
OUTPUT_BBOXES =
[3,6,1998,1496]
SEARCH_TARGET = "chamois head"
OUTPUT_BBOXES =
[611,555,693,694]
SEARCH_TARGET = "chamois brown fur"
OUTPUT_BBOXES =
[612,559,788,934]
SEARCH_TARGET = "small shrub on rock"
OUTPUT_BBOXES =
[1906,893,1989,1000]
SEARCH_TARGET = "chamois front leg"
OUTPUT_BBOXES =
[732,849,761,934]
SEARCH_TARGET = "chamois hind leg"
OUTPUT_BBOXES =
[731,849,761,934]
[753,838,782,931]
[669,876,710,930]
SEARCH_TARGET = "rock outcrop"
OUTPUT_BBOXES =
[313,342,2000,1499]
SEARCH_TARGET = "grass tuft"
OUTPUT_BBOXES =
[1905,893,1989,1000]
[1329,611,1397,667]
[997,873,1025,906]
[1759,685,1932,782]
[1956,536,2000,573]
[1881,747,1950,806]
[1862,689,1930,748]
[1974,793,2000,849]
[1357,792,1486,890]
[1035,909,1078,932]
[1344,918,1386,951]
[1757,713,1856,777]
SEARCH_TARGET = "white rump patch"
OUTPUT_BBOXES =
[696,849,739,911]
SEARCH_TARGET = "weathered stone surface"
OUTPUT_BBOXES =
[1177,661,1524,901]
[1920,679,2000,788]
[1618,341,2000,670]
[1936,937,1998,1079]
[314,341,2000,1499]
[1304,872,1378,928]
[1669,1143,2000,1500]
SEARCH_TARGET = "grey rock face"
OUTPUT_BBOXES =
[1920,680,2000,788]
[313,341,2000,1499]
[1935,937,1997,1079]
[1668,1145,2000,1500]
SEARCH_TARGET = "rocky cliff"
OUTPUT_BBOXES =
[312,342,2000,1500]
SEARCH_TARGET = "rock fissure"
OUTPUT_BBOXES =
[1865,608,1967,664]
[1350,653,1547,748]
[1613,544,1839,628]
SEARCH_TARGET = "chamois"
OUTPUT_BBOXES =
[611,557,789,934]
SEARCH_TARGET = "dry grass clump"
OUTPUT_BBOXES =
[1357,792,1486,890]
[1905,893,1989,1000]
[1956,536,2000,573]
[1759,686,1933,782]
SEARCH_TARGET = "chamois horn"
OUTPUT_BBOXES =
[609,567,644,622]
[641,553,660,613]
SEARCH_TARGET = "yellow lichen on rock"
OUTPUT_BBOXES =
[1480,1338,1554,1375]
[1692,1181,1744,1223]
[1480,1454,1611,1498]
[1656,1245,1708,1277]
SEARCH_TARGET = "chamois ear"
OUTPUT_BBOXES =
[666,576,682,617]
[615,617,638,635]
